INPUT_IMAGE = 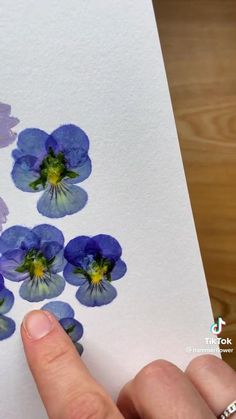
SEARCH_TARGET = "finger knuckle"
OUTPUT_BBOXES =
[40,342,72,370]
[64,391,110,419]
[135,360,180,386]
[187,354,219,374]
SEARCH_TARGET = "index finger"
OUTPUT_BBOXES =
[21,310,122,419]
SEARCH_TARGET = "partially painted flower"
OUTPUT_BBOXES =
[0,274,15,340]
[64,234,127,307]
[0,224,66,302]
[0,197,9,231]
[0,102,19,148]
[42,301,84,355]
[12,124,92,218]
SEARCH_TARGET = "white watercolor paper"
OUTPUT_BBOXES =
[0,1,217,418]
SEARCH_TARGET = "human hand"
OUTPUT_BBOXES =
[21,310,236,418]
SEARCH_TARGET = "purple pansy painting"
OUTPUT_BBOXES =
[0,102,19,148]
[12,124,92,218]
[0,274,15,340]
[64,234,127,307]
[0,198,9,231]
[0,224,66,302]
[0,102,128,347]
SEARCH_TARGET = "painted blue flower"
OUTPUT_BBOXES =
[0,102,19,148]
[0,224,66,302]
[42,301,84,355]
[0,274,15,340]
[0,197,9,232]
[12,124,92,218]
[64,234,127,307]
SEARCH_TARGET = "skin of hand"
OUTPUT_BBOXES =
[21,310,236,419]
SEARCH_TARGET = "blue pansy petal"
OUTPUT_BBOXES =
[89,235,122,262]
[12,149,24,160]
[76,280,117,307]
[0,274,4,291]
[79,255,98,271]
[110,259,127,281]
[82,238,100,258]
[0,315,16,340]
[0,249,29,282]
[63,263,87,286]
[0,288,14,314]
[63,148,88,168]
[50,249,66,273]
[19,273,65,302]
[11,155,43,192]
[0,226,33,253]
[32,224,64,248]
[59,317,83,342]
[15,128,48,157]
[50,124,89,152]
[20,231,40,252]
[37,182,88,218]
[74,342,84,356]
[41,242,63,260]
[45,136,59,153]
[42,301,74,320]
[66,157,92,185]
[64,236,90,265]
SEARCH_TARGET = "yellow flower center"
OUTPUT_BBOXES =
[90,265,109,285]
[33,260,46,278]
[47,167,61,186]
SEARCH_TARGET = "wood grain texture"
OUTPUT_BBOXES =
[154,0,236,368]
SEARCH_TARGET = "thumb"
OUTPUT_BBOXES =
[21,310,122,419]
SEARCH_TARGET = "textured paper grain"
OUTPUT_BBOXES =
[0,1,216,418]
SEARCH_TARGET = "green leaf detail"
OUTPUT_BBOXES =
[29,177,45,190]
[65,324,76,335]
[15,264,28,273]
[48,256,56,266]
[28,148,79,190]
[65,170,79,179]
[74,267,90,280]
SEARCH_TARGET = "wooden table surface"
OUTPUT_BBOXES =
[154,0,236,369]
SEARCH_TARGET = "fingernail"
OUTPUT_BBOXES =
[23,310,53,340]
